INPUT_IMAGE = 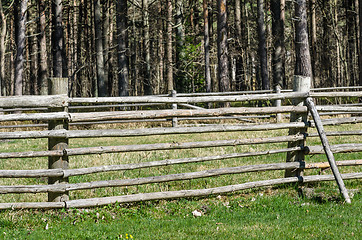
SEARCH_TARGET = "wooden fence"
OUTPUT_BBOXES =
[0,78,361,209]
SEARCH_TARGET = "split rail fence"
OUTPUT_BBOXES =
[0,77,361,209]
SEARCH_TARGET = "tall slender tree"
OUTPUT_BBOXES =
[217,0,230,93]
[52,0,64,78]
[271,0,285,88]
[175,0,185,93]
[94,0,107,96]
[359,0,362,86]
[257,0,269,90]
[14,0,28,95]
[0,0,6,96]
[116,0,129,96]
[142,0,152,95]
[203,0,211,93]
[167,0,173,92]
[38,0,48,95]
[294,0,312,78]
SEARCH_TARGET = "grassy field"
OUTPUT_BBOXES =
[0,121,361,238]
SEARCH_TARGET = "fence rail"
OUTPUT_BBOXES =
[0,80,361,209]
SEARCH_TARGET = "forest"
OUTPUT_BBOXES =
[0,0,362,97]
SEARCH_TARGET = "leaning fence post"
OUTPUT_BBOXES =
[306,97,351,203]
[171,90,178,127]
[48,77,69,202]
[285,75,310,177]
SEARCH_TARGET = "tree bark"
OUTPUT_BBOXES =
[142,0,152,95]
[166,0,173,92]
[14,0,28,96]
[38,0,48,95]
[294,0,312,79]
[271,0,285,89]
[346,0,357,86]
[257,0,269,90]
[0,0,6,96]
[52,0,64,78]
[116,0,129,96]
[94,0,107,96]
[217,0,230,93]
[175,0,185,93]
[204,0,211,93]
[359,0,362,86]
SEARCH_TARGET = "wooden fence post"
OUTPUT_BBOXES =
[285,76,310,177]
[48,77,69,202]
[171,90,178,127]
[275,84,282,123]
[306,97,351,203]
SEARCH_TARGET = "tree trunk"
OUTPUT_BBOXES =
[102,0,110,96]
[14,0,28,96]
[359,0,362,86]
[116,0,129,96]
[346,0,357,86]
[142,0,152,95]
[294,0,312,79]
[28,0,38,95]
[167,0,173,92]
[257,0,269,90]
[94,0,107,96]
[38,0,48,95]
[156,1,164,94]
[204,0,211,93]
[0,0,6,96]
[271,0,285,90]
[310,0,317,85]
[217,0,230,93]
[52,0,64,78]
[175,0,185,93]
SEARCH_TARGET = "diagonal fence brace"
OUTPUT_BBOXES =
[305,97,351,204]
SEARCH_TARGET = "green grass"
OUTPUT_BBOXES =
[0,121,361,238]
[0,191,361,239]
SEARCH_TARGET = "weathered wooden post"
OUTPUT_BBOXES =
[171,90,178,127]
[275,84,282,123]
[306,97,351,203]
[285,75,310,177]
[48,77,69,202]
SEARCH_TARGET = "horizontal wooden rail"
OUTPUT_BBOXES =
[307,130,362,137]
[306,144,362,154]
[69,106,307,122]
[0,95,68,108]
[70,92,309,104]
[0,147,303,178]
[1,172,360,209]
[1,160,361,194]
[0,134,304,159]
[0,122,308,140]
[0,112,69,122]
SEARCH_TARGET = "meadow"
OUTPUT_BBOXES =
[0,121,361,239]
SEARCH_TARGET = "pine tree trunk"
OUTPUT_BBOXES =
[271,0,285,89]
[204,0,211,93]
[217,0,230,93]
[359,0,362,86]
[175,0,185,93]
[52,0,64,78]
[257,0,269,90]
[94,0,107,96]
[0,1,6,96]
[167,0,173,92]
[14,0,28,95]
[142,0,152,95]
[116,0,129,96]
[294,0,312,78]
